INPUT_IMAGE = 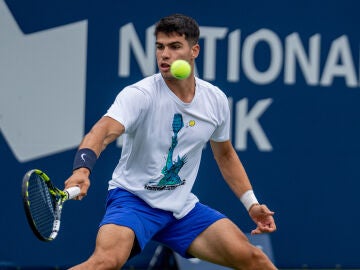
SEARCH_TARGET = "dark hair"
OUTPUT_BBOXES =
[155,14,200,45]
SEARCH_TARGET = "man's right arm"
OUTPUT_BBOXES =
[64,116,124,199]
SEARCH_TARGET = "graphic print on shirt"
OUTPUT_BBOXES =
[145,113,186,190]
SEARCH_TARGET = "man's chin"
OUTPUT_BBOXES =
[161,72,175,81]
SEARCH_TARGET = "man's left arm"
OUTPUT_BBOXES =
[210,140,276,234]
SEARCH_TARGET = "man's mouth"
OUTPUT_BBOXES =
[160,63,170,71]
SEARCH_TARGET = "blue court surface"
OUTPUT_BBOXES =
[1,234,356,270]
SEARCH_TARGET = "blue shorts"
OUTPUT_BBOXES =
[99,188,226,258]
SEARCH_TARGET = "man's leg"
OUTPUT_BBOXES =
[68,224,135,270]
[187,218,277,270]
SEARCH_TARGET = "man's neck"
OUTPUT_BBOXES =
[165,76,196,103]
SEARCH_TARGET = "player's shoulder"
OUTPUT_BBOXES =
[131,73,162,92]
[195,77,227,100]
[119,74,162,101]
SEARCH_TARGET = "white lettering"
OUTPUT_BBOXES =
[227,30,241,82]
[321,35,357,87]
[119,23,156,77]
[199,26,228,80]
[242,29,282,85]
[285,33,320,85]
[235,98,273,151]
[118,24,359,88]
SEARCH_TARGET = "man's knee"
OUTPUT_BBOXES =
[86,252,127,270]
[238,245,275,270]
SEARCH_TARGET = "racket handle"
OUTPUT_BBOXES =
[65,186,81,199]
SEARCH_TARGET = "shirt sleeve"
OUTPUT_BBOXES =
[210,90,231,142]
[104,86,150,134]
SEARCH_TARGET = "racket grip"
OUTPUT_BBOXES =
[65,186,81,199]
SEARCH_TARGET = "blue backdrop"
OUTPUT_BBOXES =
[1,0,360,268]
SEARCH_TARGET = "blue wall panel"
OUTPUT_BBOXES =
[1,0,360,268]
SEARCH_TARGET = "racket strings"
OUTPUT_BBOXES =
[27,174,58,239]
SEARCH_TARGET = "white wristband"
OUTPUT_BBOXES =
[240,190,259,211]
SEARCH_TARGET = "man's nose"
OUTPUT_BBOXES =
[161,47,170,59]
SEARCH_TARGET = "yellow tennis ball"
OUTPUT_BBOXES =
[170,60,191,79]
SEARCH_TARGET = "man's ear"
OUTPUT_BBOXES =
[191,44,200,59]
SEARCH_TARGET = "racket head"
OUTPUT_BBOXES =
[22,169,66,241]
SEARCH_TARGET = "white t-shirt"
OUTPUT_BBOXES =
[105,73,230,218]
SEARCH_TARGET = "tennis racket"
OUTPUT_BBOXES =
[22,169,80,242]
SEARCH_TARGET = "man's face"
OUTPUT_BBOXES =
[156,32,199,80]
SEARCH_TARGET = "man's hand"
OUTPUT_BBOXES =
[249,204,276,235]
[64,168,90,200]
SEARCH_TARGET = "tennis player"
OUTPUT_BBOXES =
[65,14,277,270]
